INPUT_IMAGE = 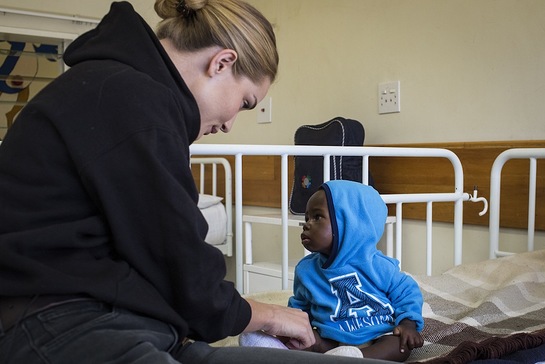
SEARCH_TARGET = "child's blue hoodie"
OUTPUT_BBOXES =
[288,180,424,345]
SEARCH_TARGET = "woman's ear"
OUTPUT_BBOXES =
[207,49,238,77]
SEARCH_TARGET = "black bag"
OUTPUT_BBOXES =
[289,117,371,215]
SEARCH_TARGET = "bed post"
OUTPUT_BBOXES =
[235,153,244,291]
[281,154,290,290]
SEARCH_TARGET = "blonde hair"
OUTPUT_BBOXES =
[155,0,278,83]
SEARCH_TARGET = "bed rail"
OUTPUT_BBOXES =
[489,148,545,259]
[190,157,233,257]
[191,144,474,291]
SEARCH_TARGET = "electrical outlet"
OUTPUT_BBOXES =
[257,96,272,123]
[378,81,400,114]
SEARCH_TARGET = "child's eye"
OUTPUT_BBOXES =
[305,213,323,223]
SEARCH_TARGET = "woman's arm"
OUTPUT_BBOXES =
[244,299,316,350]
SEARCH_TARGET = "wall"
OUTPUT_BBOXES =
[3,0,542,144]
[0,0,159,23]
[200,0,545,146]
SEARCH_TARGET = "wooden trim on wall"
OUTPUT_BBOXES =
[369,140,545,230]
[192,140,545,230]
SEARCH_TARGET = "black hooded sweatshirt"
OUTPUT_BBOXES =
[0,2,250,342]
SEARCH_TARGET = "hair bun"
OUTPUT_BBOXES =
[155,0,205,20]
[176,0,195,18]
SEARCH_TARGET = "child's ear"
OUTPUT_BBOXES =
[207,48,238,77]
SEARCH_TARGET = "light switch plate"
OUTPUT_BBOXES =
[257,96,272,123]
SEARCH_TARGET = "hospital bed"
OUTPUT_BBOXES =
[191,144,545,363]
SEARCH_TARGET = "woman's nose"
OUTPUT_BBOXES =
[221,118,236,133]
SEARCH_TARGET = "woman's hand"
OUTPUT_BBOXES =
[393,319,424,353]
[244,299,316,350]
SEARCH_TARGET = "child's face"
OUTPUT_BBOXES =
[301,189,333,255]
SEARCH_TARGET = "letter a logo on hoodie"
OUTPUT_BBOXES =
[329,273,394,323]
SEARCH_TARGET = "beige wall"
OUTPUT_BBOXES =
[213,0,545,146]
[3,0,543,145]
[0,0,159,23]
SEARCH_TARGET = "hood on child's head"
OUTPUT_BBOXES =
[321,180,387,269]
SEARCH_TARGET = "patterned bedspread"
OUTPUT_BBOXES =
[214,250,545,363]
[409,249,545,363]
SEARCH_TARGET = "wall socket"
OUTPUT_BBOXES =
[378,81,400,114]
[257,96,272,123]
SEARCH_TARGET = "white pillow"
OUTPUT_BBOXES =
[198,194,223,209]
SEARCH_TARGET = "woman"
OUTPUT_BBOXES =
[0,1,374,363]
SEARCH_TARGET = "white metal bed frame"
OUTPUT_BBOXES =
[190,144,482,292]
[489,148,545,259]
[190,157,233,257]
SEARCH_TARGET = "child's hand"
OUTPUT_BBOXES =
[393,319,424,353]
